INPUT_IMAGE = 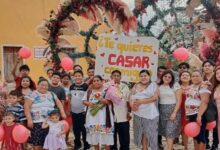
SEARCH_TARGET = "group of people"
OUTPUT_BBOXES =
[0,58,220,150]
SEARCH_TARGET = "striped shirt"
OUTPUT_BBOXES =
[6,104,26,123]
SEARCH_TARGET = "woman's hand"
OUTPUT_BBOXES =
[197,115,202,126]
[27,119,34,129]
[130,103,138,111]
[100,99,109,105]
[133,100,141,107]
[170,112,177,121]
[61,113,67,120]
[88,102,95,107]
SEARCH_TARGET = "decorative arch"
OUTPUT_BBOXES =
[37,0,137,69]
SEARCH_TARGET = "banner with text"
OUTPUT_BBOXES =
[95,34,159,82]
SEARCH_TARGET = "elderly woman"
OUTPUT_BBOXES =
[24,78,66,150]
[185,70,211,150]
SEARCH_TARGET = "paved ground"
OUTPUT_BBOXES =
[66,123,199,150]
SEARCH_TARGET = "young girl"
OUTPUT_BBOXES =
[42,110,67,150]
[1,112,23,150]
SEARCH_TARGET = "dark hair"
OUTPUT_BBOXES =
[73,65,82,70]
[48,109,61,117]
[47,68,54,74]
[52,72,61,78]
[93,75,103,81]
[38,78,49,85]
[19,65,30,72]
[73,70,84,76]
[3,111,15,118]
[202,60,215,67]
[62,73,71,79]
[178,71,191,85]
[16,76,36,92]
[157,66,167,71]
[87,67,95,72]
[111,70,121,76]
[9,90,23,97]
[178,62,190,69]
[39,76,46,80]
[158,70,175,88]
[192,69,203,76]
[139,69,151,76]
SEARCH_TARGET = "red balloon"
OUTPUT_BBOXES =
[12,125,30,143]
[61,57,73,71]
[61,120,70,133]
[173,47,189,62]
[184,122,200,137]
[18,47,31,59]
[0,125,4,141]
[206,121,216,131]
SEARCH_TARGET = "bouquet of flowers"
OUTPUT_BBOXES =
[90,93,105,116]
[105,85,122,105]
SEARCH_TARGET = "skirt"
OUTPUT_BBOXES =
[159,104,181,139]
[86,133,114,145]
[188,114,207,144]
[28,123,49,146]
[133,115,159,150]
[43,133,67,150]
[181,94,188,127]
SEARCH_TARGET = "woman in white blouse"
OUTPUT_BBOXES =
[158,70,182,150]
[185,70,211,150]
[130,70,159,150]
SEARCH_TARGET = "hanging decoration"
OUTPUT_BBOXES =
[37,0,137,70]
[134,0,220,67]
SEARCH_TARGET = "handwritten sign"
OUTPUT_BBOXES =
[95,34,159,82]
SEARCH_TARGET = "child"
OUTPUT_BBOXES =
[69,70,90,150]
[61,73,72,143]
[42,110,67,150]
[6,90,26,124]
[1,112,23,150]
[84,67,94,85]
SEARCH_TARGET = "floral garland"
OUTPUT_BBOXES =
[37,0,137,69]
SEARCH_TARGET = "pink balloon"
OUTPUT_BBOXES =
[18,47,31,59]
[12,125,30,143]
[61,57,73,71]
[0,125,4,141]
[184,122,200,137]
[61,120,70,133]
[173,47,189,62]
[206,121,216,131]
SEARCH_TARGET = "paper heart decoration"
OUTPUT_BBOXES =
[100,53,105,57]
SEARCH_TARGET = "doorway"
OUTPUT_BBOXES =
[2,46,23,85]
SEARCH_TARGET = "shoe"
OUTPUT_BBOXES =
[74,145,82,150]
[158,144,163,150]
[110,145,118,150]
[210,145,218,150]
[84,144,90,150]
[206,144,211,149]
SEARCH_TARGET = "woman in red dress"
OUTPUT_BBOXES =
[179,71,191,150]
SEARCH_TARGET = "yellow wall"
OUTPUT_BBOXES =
[0,0,109,82]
